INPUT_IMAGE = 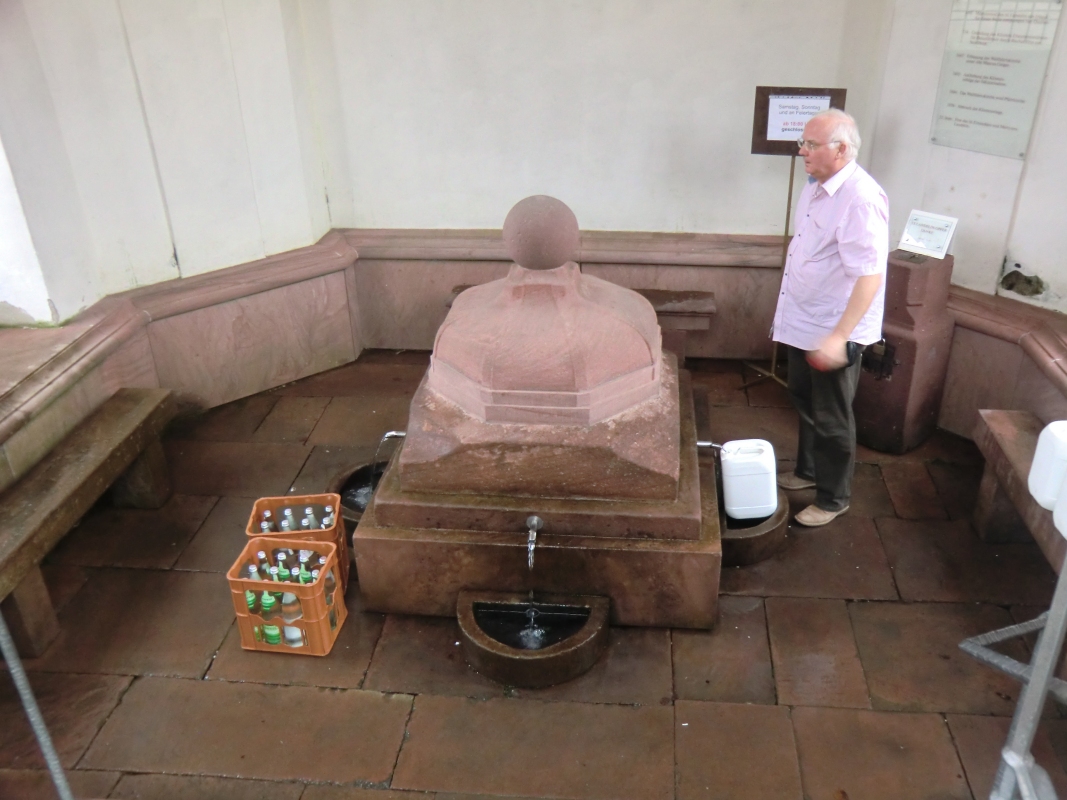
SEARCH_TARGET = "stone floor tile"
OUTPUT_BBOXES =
[689,367,747,408]
[766,597,870,709]
[857,428,984,466]
[792,706,970,800]
[27,569,234,678]
[110,773,305,799]
[288,444,379,496]
[303,787,433,800]
[166,395,279,441]
[270,360,427,397]
[927,461,985,521]
[850,463,897,518]
[392,695,674,800]
[512,627,673,706]
[675,701,802,800]
[0,671,131,769]
[362,615,505,700]
[164,440,312,497]
[50,494,218,569]
[947,713,1067,799]
[173,496,256,573]
[0,769,120,800]
[250,396,331,443]
[307,395,413,448]
[877,517,1056,605]
[672,595,775,704]
[720,517,898,600]
[775,462,895,519]
[707,406,799,460]
[880,462,948,520]
[207,589,384,689]
[850,601,1030,715]
[434,795,542,800]
[745,375,793,408]
[81,677,413,784]
[39,562,89,612]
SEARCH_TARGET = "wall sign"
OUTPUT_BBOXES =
[931,0,1063,159]
[751,86,846,156]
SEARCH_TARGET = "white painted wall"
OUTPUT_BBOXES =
[1,0,1066,321]
[0,136,52,325]
[869,0,1067,301]
[329,0,891,233]
[1004,16,1067,310]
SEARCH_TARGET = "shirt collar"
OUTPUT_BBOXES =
[819,159,858,197]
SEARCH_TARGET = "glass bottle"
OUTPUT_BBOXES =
[262,624,281,645]
[260,591,277,619]
[246,563,262,581]
[305,506,320,529]
[261,510,276,532]
[257,550,271,574]
[281,591,302,623]
[283,624,304,647]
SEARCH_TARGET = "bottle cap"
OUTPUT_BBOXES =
[257,550,267,560]
[263,510,273,519]
[305,507,313,514]
[277,552,287,562]
[270,566,279,581]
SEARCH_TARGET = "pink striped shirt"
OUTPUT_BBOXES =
[772,160,889,351]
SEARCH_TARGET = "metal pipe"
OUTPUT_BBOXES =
[526,515,543,571]
[0,611,75,800]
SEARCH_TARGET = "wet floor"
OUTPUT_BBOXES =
[2,351,1064,800]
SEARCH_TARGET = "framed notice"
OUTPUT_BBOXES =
[931,0,1063,159]
[898,210,959,259]
[751,86,847,155]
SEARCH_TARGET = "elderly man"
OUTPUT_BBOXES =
[772,108,889,527]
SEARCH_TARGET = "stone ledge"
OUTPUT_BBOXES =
[342,228,785,268]
[948,286,1067,405]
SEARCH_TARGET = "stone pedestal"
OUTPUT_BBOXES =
[855,250,955,454]
[353,371,721,629]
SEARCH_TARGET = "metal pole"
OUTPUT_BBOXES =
[989,552,1067,799]
[742,154,795,389]
[0,610,75,800]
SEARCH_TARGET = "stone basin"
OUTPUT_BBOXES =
[457,589,610,687]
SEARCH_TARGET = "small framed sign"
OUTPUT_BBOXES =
[898,210,958,259]
[751,86,847,155]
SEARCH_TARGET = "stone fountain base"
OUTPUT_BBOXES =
[352,372,721,629]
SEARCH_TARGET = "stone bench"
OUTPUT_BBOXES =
[447,285,717,362]
[973,409,1066,573]
[0,388,176,656]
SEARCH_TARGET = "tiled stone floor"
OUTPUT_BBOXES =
[4,351,1067,799]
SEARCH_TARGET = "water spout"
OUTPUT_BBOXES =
[373,430,406,466]
[526,515,543,571]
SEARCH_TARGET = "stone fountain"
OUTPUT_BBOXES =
[352,196,721,682]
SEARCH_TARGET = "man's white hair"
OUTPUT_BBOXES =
[810,108,861,160]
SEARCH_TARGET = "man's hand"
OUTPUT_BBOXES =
[807,332,849,372]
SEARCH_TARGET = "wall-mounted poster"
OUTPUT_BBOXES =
[931,0,1063,159]
[751,86,846,156]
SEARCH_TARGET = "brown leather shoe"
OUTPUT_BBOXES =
[777,472,816,491]
[795,504,849,527]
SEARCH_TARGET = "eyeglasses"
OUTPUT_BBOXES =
[797,138,841,151]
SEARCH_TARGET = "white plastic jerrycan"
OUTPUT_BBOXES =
[720,438,778,520]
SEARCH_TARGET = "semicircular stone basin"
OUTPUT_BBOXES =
[457,589,610,688]
[720,486,790,567]
[328,460,390,526]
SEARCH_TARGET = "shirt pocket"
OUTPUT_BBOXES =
[801,215,839,262]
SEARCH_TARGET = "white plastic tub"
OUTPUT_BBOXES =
[1029,420,1067,510]
[720,438,777,519]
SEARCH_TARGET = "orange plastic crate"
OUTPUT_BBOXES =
[228,536,348,656]
[245,493,349,591]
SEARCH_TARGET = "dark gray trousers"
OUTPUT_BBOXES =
[785,344,864,512]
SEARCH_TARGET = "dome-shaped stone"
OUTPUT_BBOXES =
[428,262,662,424]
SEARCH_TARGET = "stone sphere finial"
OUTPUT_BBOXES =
[502,195,580,270]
